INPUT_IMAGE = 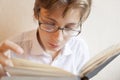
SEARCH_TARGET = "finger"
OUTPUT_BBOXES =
[0,40,24,54]
[0,53,13,67]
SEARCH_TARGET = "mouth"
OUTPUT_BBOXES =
[48,42,60,48]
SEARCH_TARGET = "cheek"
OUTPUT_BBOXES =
[39,30,49,43]
[64,37,71,43]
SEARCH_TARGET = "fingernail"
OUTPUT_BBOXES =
[17,48,24,54]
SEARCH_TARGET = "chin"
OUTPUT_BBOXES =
[46,47,61,53]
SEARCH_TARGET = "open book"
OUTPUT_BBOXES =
[3,43,120,80]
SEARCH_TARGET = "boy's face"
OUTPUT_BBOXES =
[38,7,81,53]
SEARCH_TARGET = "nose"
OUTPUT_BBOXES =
[54,29,64,42]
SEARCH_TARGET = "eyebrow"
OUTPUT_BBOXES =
[43,16,78,25]
[44,17,57,23]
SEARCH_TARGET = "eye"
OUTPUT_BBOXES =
[41,18,55,25]
[65,24,78,29]
[43,21,54,25]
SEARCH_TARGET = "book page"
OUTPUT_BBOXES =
[5,58,74,77]
[80,43,120,78]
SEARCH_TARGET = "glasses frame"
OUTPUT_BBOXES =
[38,17,82,36]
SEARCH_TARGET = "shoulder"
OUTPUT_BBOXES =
[8,29,38,56]
[64,37,90,74]
[66,37,90,74]
[8,29,37,52]
[66,37,90,60]
[9,29,37,43]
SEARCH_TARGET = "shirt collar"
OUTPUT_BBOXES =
[61,42,73,56]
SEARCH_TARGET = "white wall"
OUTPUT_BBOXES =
[0,0,37,42]
[81,0,120,80]
[0,0,120,80]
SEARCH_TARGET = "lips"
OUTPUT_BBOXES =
[48,42,60,48]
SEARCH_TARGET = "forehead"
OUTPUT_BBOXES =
[40,7,81,22]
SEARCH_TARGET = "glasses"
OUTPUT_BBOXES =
[38,21,82,36]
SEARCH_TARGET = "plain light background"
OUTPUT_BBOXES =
[0,0,120,80]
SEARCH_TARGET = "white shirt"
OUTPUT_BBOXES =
[9,29,90,75]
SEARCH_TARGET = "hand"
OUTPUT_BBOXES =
[0,40,24,67]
